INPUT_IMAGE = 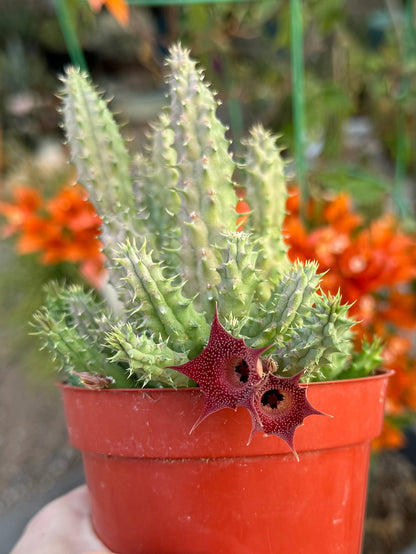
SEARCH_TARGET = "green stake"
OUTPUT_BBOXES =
[53,0,88,72]
[290,0,307,218]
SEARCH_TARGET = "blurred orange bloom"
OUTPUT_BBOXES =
[323,193,362,233]
[47,185,102,231]
[336,216,416,297]
[372,419,405,451]
[88,0,129,26]
[383,337,416,413]
[236,199,250,232]
[377,289,416,330]
[0,187,42,236]
[284,188,416,324]
[0,184,106,288]
[283,186,416,449]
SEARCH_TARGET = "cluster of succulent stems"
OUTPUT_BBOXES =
[33,44,383,452]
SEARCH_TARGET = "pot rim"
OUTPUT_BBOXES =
[56,367,394,392]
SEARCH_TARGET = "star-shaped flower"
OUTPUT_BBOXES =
[248,370,325,460]
[169,308,270,431]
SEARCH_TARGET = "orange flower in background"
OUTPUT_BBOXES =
[236,198,250,232]
[0,184,106,289]
[284,187,416,324]
[322,193,362,233]
[47,185,102,231]
[378,289,416,330]
[383,337,416,413]
[282,185,416,449]
[0,187,42,236]
[88,0,129,27]
[18,216,59,256]
[336,216,416,297]
[372,419,406,451]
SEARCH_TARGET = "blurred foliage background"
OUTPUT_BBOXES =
[1,0,415,209]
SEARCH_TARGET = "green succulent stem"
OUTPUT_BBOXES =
[62,67,137,254]
[115,239,209,356]
[240,125,290,281]
[33,285,132,388]
[32,44,378,389]
[105,324,189,387]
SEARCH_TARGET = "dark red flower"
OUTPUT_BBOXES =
[169,308,269,431]
[248,370,325,460]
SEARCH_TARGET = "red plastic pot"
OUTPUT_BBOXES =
[59,370,392,554]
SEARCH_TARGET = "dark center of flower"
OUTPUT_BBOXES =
[234,359,249,383]
[261,388,284,409]
[224,357,249,386]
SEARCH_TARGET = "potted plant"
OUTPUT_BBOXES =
[33,44,391,554]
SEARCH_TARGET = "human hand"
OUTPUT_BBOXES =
[11,484,114,554]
